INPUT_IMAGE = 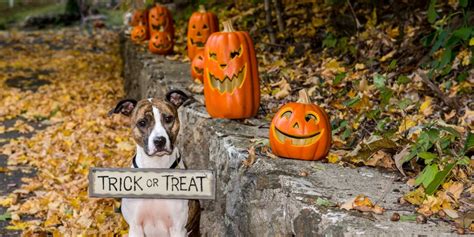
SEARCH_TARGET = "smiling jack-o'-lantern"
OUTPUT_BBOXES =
[148,32,173,55]
[191,51,205,82]
[148,4,174,37]
[187,5,218,60]
[203,20,260,119]
[130,9,148,27]
[131,23,148,43]
[269,90,331,161]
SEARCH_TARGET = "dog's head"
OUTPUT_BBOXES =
[110,90,189,157]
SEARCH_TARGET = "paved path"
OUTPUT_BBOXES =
[0,66,50,235]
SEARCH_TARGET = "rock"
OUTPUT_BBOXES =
[120,35,455,236]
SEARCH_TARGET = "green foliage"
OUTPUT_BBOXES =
[65,0,80,15]
[402,123,471,194]
[333,72,346,85]
[422,1,473,80]
[322,33,355,56]
[0,212,11,221]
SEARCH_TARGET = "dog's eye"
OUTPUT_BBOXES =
[137,119,147,128]
[164,115,174,124]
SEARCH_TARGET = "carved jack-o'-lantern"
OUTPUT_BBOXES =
[187,5,218,60]
[130,9,148,26]
[203,20,260,119]
[191,51,205,82]
[269,90,331,161]
[131,23,148,43]
[148,4,174,37]
[148,32,173,55]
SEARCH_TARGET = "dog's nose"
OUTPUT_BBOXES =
[153,136,166,149]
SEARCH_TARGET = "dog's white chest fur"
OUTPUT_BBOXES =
[121,148,189,237]
[122,198,189,237]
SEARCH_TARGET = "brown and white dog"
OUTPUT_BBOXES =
[110,90,200,237]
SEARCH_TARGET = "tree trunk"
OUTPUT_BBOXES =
[273,0,285,32]
[264,0,276,44]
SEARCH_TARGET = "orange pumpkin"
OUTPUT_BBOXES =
[187,5,218,60]
[130,9,148,27]
[148,4,174,37]
[269,90,331,161]
[131,23,148,43]
[203,20,260,119]
[149,32,173,55]
[191,51,205,82]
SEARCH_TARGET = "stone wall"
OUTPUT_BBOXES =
[121,37,454,236]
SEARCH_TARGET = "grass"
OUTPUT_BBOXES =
[0,3,66,30]
[101,9,126,27]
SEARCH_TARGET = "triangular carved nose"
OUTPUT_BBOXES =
[293,122,299,129]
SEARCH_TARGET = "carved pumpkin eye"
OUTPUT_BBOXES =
[192,24,196,29]
[209,52,217,60]
[305,114,317,123]
[203,24,208,29]
[281,111,292,119]
[198,56,203,60]
[230,47,242,59]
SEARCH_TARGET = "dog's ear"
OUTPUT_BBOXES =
[108,99,138,117]
[166,90,189,108]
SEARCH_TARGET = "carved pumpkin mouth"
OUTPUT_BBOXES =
[151,24,166,31]
[193,66,203,75]
[208,65,246,94]
[190,38,205,48]
[273,126,321,146]
[152,43,171,50]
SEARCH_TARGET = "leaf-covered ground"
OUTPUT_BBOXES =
[0,28,132,234]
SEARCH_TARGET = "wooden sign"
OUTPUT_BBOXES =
[88,168,215,199]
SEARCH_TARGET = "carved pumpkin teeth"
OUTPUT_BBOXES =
[208,65,246,94]
[274,127,321,146]
[152,24,164,31]
[190,38,205,47]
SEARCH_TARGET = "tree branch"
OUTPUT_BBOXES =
[416,69,460,112]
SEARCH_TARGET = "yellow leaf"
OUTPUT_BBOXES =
[6,221,28,230]
[44,213,60,227]
[398,117,417,133]
[386,26,399,38]
[444,181,463,201]
[325,59,346,73]
[469,37,474,46]
[327,153,340,163]
[117,141,134,151]
[404,187,425,205]
[380,50,396,62]
[419,96,433,116]
[312,17,325,28]
[355,63,366,70]
[0,196,13,206]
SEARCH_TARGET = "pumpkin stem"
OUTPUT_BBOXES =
[297,89,311,104]
[222,20,236,32]
[198,5,206,13]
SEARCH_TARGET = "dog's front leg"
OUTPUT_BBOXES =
[128,225,144,237]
